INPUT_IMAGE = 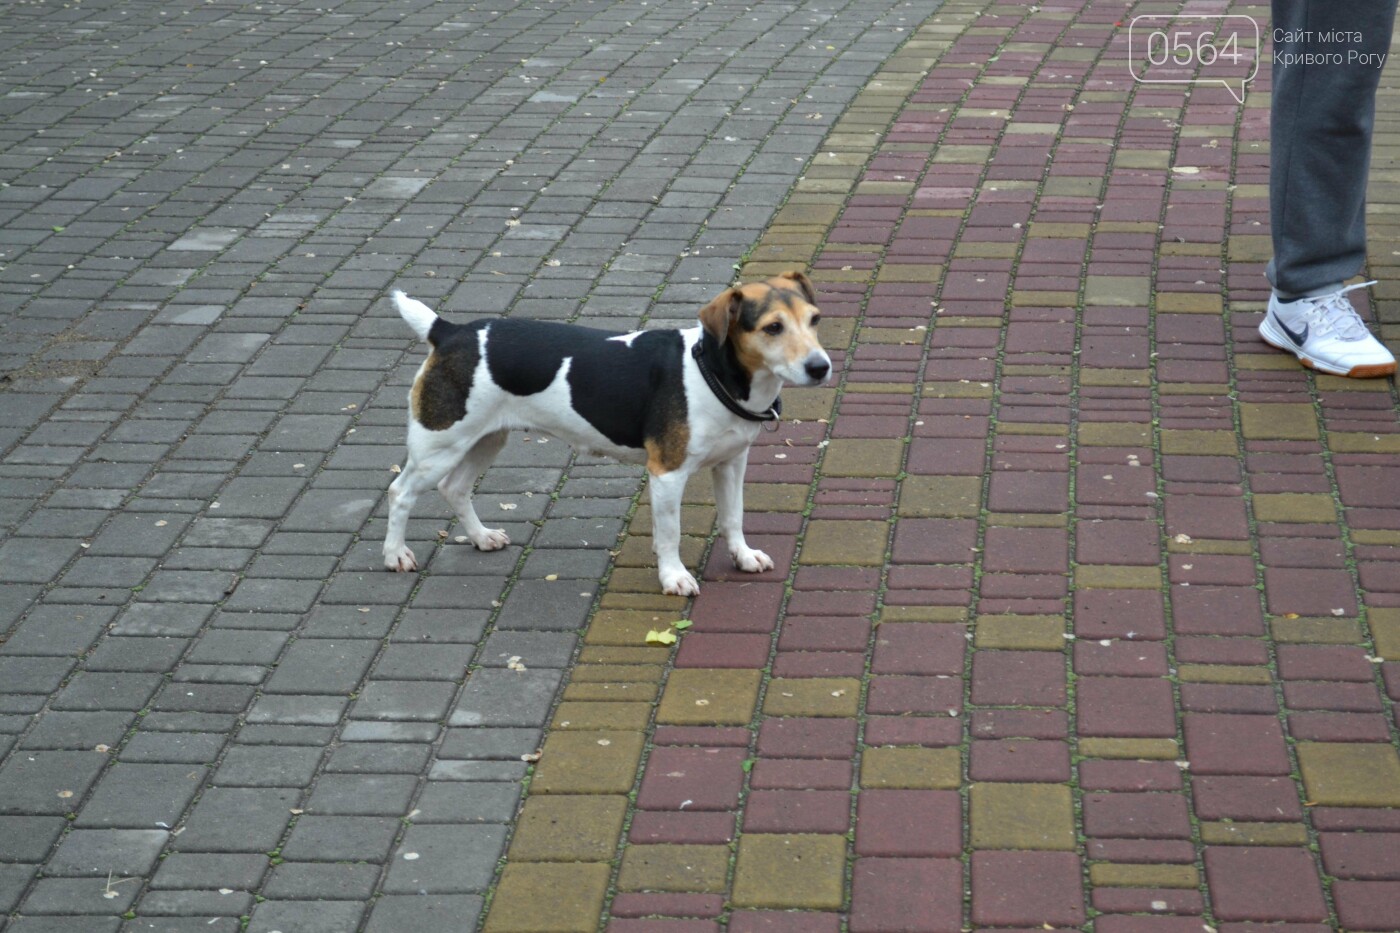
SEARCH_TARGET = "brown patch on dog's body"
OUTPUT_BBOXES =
[411,341,478,432]
[645,420,690,475]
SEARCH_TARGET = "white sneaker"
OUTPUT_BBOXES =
[1259,281,1397,378]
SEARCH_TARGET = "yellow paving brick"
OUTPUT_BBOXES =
[860,747,961,788]
[1078,738,1180,760]
[617,844,730,893]
[561,682,658,703]
[1270,618,1363,644]
[1159,429,1239,456]
[1078,422,1152,447]
[1177,664,1273,685]
[484,862,611,933]
[1239,402,1318,440]
[763,677,861,717]
[731,834,847,909]
[530,731,645,795]
[657,669,762,726]
[1371,608,1400,660]
[551,700,653,731]
[1298,743,1400,807]
[1251,493,1336,523]
[508,795,628,862]
[1199,822,1311,846]
[974,615,1064,650]
[1089,863,1200,888]
[898,475,983,517]
[969,783,1075,850]
[800,519,889,565]
[1075,565,1161,589]
[823,438,905,477]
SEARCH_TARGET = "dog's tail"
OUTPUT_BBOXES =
[392,290,438,343]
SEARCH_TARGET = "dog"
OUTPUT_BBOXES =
[383,271,830,596]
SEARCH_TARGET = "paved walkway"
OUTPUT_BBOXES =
[2,0,1400,931]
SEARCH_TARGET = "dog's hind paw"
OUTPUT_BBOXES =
[384,546,418,572]
[660,568,700,597]
[732,547,774,574]
[471,528,511,551]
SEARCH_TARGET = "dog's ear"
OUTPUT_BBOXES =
[698,287,744,346]
[780,270,816,304]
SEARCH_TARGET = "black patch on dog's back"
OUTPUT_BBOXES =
[482,319,686,450]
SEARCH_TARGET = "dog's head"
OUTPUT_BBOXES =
[698,271,831,387]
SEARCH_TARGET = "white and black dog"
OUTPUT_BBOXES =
[383,272,830,596]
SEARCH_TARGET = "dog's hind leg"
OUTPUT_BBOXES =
[438,429,511,551]
[383,429,471,572]
[713,451,773,574]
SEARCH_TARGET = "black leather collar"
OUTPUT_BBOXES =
[691,341,781,424]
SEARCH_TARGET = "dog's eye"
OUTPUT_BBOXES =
[810,314,820,327]
[763,322,784,336]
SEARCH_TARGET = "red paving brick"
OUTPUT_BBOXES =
[1205,848,1329,922]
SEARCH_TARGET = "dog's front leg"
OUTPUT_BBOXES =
[648,468,699,596]
[713,452,773,574]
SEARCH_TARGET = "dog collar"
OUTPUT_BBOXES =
[691,341,782,425]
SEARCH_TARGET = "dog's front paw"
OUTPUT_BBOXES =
[384,546,418,572]
[732,547,774,574]
[470,527,511,551]
[660,568,700,597]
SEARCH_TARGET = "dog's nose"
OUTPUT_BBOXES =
[805,359,830,383]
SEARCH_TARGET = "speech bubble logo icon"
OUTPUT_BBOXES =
[1128,14,1260,104]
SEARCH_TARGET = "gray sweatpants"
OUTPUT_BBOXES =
[1267,0,1399,298]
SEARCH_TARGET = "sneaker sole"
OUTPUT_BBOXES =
[1259,317,1397,379]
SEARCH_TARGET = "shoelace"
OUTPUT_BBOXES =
[1302,281,1377,342]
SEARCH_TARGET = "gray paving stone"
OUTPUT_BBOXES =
[0,751,108,815]
[0,606,116,656]
[83,637,189,674]
[280,815,400,862]
[21,874,140,914]
[110,603,213,638]
[479,632,579,668]
[0,656,76,693]
[173,788,298,853]
[121,919,241,933]
[304,774,419,816]
[19,711,136,751]
[372,643,475,681]
[364,894,484,933]
[0,816,66,862]
[449,669,562,728]
[213,745,321,788]
[74,764,207,829]
[52,673,164,711]
[414,781,522,824]
[246,900,366,933]
[261,860,379,899]
[438,728,543,762]
[262,639,378,695]
[348,681,456,722]
[324,742,432,775]
[131,889,253,917]
[8,918,122,933]
[0,862,38,912]
[150,852,269,891]
[118,733,225,765]
[46,829,168,877]
[244,695,349,727]
[382,823,508,894]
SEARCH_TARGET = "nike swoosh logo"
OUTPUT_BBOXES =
[1275,313,1308,347]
